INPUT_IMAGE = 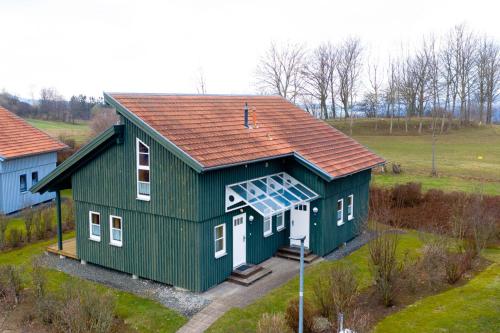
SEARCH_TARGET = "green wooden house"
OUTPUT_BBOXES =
[32,93,384,292]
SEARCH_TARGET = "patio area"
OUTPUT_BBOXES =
[47,238,78,259]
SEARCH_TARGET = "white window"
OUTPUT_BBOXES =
[276,212,285,231]
[263,216,272,237]
[109,215,123,247]
[347,194,354,220]
[214,224,226,258]
[136,138,150,201]
[337,199,344,226]
[89,211,101,241]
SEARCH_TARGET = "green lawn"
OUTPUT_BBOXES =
[328,119,500,195]
[207,231,424,333]
[0,234,187,333]
[26,118,90,145]
[374,247,500,333]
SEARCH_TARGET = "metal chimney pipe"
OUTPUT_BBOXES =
[244,102,249,128]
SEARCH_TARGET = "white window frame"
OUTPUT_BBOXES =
[337,198,344,226]
[263,216,272,237]
[136,138,151,201]
[31,171,39,185]
[89,211,101,242]
[19,174,27,193]
[109,215,123,247]
[276,212,285,231]
[347,194,354,221]
[214,224,226,258]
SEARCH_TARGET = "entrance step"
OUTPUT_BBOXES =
[278,246,312,256]
[276,247,319,263]
[231,264,263,278]
[228,266,272,286]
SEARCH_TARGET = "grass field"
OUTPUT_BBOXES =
[26,118,91,145]
[0,233,187,332]
[328,118,500,195]
[374,246,500,333]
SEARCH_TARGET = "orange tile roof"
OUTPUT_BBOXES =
[0,106,67,160]
[109,94,384,179]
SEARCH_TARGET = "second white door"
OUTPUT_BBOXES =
[232,213,246,269]
[290,203,310,248]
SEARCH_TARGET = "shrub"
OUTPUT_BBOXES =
[370,233,398,306]
[330,265,358,315]
[34,208,47,240]
[0,215,8,249]
[7,227,24,248]
[312,277,333,319]
[256,313,292,333]
[391,182,422,208]
[22,207,37,242]
[0,264,23,306]
[285,297,317,333]
[419,241,447,287]
[41,208,54,235]
[31,256,47,299]
[63,200,75,230]
[444,252,464,284]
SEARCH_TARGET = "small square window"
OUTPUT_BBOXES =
[20,174,27,193]
[263,216,272,237]
[89,211,101,241]
[110,215,123,247]
[337,199,344,226]
[214,224,226,258]
[347,195,354,220]
[31,172,39,185]
[276,213,285,231]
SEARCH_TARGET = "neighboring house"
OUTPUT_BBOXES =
[33,93,384,292]
[0,106,66,214]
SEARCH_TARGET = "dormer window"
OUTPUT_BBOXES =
[136,139,150,201]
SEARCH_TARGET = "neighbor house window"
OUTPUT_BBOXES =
[20,174,27,192]
[263,216,272,237]
[276,213,285,231]
[337,199,344,226]
[347,194,354,220]
[31,171,39,185]
[109,215,123,247]
[136,138,150,201]
[89,211,101,241]
[214,224,226,258]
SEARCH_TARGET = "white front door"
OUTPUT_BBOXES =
[290,203,310,248]
[232,213,247,269]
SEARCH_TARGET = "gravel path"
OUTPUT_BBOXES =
[40,254,210,317]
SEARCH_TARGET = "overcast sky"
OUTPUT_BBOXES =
[0,0,498,99]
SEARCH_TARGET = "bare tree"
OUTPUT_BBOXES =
[256,42,305,103]
[399,55,418,132]
[89,106,119,137]
[302,44,332,119]
[196,68,207,94]
[327,44,339,119]
[385,59,399,134]
[484,40,500,124]
[367,60,382,130]
[428,37,441,176]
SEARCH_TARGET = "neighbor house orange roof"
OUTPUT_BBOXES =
[0,106,67,160]
[107,94,384,179]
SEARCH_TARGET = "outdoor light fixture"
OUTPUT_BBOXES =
[249,215,254,222]
[312,207,318,214]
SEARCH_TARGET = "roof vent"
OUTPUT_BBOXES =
[244,102,249,128]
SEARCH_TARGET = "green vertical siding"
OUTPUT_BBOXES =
[71,116,372,291]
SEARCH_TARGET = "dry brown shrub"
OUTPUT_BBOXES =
[0,265,23,306]
[285,297,317,333]
[256,313,292,333]
[369,233,399,306]
[330,265,359,315]
[391,182,422,208]
[312,277,333,319]
[444,252,465,284]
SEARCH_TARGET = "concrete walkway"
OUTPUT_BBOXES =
[177,256,321,332]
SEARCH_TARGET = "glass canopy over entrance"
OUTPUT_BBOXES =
[225,172,319,218]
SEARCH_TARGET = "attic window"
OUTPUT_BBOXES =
[136,139,150,201]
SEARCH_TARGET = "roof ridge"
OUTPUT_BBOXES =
[105,92,283,98]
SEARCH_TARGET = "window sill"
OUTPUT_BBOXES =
[277,226,285,232]
[264,232,273,238]
[337,221,345,226]
[89,237,101,242]
[348,216,354,221]
[137,195,151,202]
[215,252,227,259]
[110,242,123,247]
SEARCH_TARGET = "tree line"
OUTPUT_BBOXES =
[256,24,500,130]
[0,88,104,122]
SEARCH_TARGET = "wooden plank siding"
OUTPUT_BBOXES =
[71,116,372,291]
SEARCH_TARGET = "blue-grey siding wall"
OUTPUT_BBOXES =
[0,153,57,214]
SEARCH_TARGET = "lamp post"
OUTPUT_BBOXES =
[290,235,306,333]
